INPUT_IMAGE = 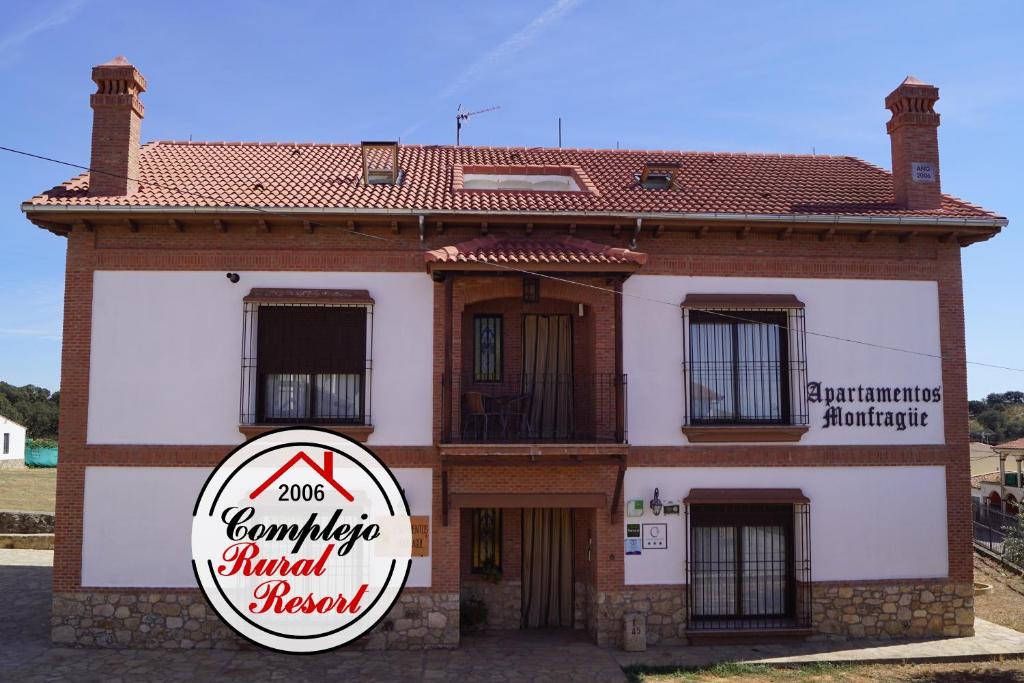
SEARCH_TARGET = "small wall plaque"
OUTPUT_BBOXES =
[410,515,430,557]
[626,499,644,517]
[642,523,668,550]
[663,503,680,515]
[912,162,935,183]
[625,538,642,556]
[626,523,641,538]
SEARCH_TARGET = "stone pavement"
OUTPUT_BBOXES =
[1,551,627,682]
[0,550,53,673]
[5,549,1024,682]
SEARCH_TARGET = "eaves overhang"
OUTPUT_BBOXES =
[21,203,1007,243]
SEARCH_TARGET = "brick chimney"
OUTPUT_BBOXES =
[89,56,146,196]
[885,76,941,210]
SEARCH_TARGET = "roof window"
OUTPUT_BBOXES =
[637,162,679,190]
[454,164,596,194]
[463,172,579,192]
[360,141,401,185]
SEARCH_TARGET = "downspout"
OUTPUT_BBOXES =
[614,277,625,444]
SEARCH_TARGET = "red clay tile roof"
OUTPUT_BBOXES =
[972,471,1000,488]
[996,437,1024,450]
[24,142,1001,220]
[425,235,647,269]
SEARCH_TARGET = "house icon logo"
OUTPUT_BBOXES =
[249,451,354,501]
[191,427,412,653]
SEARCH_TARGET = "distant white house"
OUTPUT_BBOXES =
[0,415,26,466]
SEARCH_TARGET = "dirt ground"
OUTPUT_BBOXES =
[0,467,57,512]
[976,552,1024,633]
[632,660,1024,682]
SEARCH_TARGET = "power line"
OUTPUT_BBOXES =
[4,143,1023,374]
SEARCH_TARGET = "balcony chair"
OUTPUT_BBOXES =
[500,394,533,440]
[464,391,501,441]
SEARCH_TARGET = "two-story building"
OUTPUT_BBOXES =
[975,438,1024,514]
[23,58,1005,649]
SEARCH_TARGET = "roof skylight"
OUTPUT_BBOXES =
[637,162,680,190]
[454,164,596,194]
[462,172,580,192]
[360,141,401,185]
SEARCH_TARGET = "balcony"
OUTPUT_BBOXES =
[441,372,627,445]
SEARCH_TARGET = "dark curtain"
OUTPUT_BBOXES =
[257,306,367,420]
[521,314,574,439]
[522,508,574,628]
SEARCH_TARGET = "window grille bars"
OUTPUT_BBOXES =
[682,307,808,426]
[240,301,373,426]
[685,502,812,631]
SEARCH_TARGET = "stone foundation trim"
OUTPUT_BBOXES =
[589,587,687,648]
[460,579,522,631]
[52,590,460,650]
[812,580,975,639]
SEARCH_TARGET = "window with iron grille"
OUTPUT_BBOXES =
[240,298,372,426]
[474,315,503,382]
[685,501,811,631]
[683,304,808,426]
[470,508,502,573]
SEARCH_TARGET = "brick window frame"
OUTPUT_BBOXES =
[681,294,809,443]
[239,288,374,441]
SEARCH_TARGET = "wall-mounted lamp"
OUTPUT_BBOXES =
[225,272,240,283]
[523,276,540,303]
[650,488,663,516]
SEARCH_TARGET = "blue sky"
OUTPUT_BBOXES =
[0,0,1021,399]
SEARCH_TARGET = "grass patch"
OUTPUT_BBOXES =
[0,468,57,513]
[627,661,853,682]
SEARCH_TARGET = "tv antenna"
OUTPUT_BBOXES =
[456,104,500,146]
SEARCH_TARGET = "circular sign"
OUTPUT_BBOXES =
[192,427,412,653]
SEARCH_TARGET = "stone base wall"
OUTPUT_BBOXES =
[52,590,460,650]
[365,591,460,649]
[812,581,975,639]
[460,579,522,631]
[574,581,588,630]
[52,582,974,649]
[588,587,686,648]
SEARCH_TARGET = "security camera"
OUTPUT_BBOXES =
[226,273,240,283]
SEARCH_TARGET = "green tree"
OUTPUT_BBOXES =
[0,382,59,439]
[968,392,1024,444]
[1004,509,1024,567]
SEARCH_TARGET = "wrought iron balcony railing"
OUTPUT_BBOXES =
[442,372,627,444]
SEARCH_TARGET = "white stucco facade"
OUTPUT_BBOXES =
[87,271,434,446]
[80,465,434,588]
[0,415,27,462]
[622,466,949,585]
[623,276,944,446]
